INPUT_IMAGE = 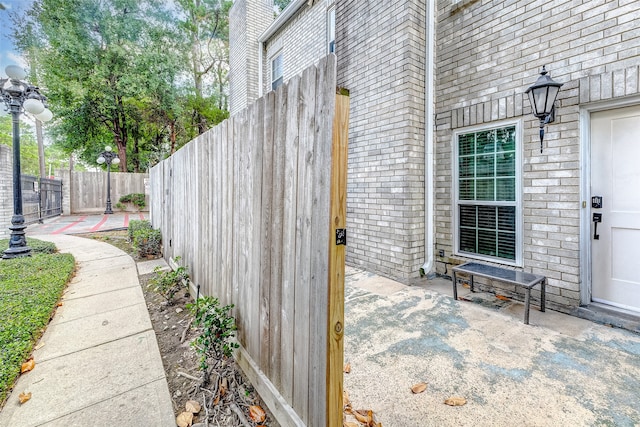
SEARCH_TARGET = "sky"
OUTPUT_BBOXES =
[0,0,35,74]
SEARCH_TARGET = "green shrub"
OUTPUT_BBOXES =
[128,219,152,242]
[0,247,75,406]
[119,193,146,209]
[150,262,189,304]
[187,296,238,384]
[0,238,56,254]
[133,227,162,258]
[115,202,126,210]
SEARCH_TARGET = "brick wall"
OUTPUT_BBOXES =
[262,2,328,93]
[434,0,640,309]
[229,0,274,115]
[336,0,427,280]
[0,145,12,239]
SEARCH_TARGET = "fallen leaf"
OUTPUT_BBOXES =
[213,395,220,405]
[56,302,64,307]
[176,411,193,427]
[344,362,351,373]
[20,358,35,373]
[496,294,510,301]
[18,392,31,404]
[249,405,266,423]
[34,342,45,351]
[220,377,228,396]
[444,396,467,406]
[353,409,373,425]
[185,400,201,413]
[344,422,359,427]
[411,382,427,394]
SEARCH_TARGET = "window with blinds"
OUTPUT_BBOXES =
[271,53,283,91]
[456,125,519,262]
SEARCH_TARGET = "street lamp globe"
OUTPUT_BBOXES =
[23,97,45,114]
[5,65,27,80]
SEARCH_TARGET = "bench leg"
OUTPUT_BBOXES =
[470,274,474,292]
[452,271,458,300]
[524,288,531,325]
[540,280,546,312]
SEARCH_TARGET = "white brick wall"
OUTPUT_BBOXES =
[263,2,328,93]
[435,0,640,309]
[336,0,427,280]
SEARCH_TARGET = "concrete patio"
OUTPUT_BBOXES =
[344,267,640,426]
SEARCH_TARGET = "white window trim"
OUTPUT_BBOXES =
[271,52,283,91]
[327,5,335,54]
[452,118,524,267]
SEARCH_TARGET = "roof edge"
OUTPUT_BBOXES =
[258,0,307,42]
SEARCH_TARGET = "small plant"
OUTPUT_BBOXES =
[187,296,239,384]
[128,219,152,242]
[150,261,189,304]
[119,193,146,210]
[133,227,162,258]
[115,202,126,210]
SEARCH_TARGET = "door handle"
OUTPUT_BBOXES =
[593,213,602,240]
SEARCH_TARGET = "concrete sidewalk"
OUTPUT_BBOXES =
[26,212,147,236]
[344,267,640,426]
[0,234,174,427]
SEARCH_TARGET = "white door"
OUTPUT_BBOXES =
[591,105,640,313]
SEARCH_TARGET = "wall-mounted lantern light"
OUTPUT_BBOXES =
[525,66,563,153]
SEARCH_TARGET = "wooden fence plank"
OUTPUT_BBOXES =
[292,63,318,422]
[281,73,301,403]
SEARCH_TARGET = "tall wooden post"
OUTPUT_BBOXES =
[327,90,349,426]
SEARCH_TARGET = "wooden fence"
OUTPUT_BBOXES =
[150,55,347,427]
[58,170,149,214]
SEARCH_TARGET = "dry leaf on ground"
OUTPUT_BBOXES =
[496,294,510,301]
[344,422,359,427]
[249,405,266,423]
[176,411,193,427]
[354,409,373,425]
[20,358,35,373]
[56,302,64,307]
[18,392,31,404]
[344,362,351,373]
[220,377,228,396]
[444,396,467,406]
[185,400,201,413]
[411,382,427,394]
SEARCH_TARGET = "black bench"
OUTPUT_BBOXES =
[452,262,546,325]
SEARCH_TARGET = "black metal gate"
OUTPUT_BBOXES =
[21,174,63,224]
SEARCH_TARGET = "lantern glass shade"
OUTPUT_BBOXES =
[525,67,564,118]
[113,157,120,165]
[105,145,112,152]
[23,98,45,114]
[97,156,106,164]
[35,108,53,122]
[5,65,27,80]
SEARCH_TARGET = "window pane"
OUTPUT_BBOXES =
[496,178,515,201]
[496,152,515,177]
[498,232,516,260]
[477,206,496,229]
[476,179,495,200]
[476,130,494,153]
[459,179,474,200]
[460,228,477,253]
[460,205,476,227]
[459,157,473,178]
[496,126,516,152]
[476,154,495,177]
[459,134,475,156]
[478,230,497,256]
[497,206,516,232]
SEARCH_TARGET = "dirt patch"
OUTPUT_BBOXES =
[80,231,278,426]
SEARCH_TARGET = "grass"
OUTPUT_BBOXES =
[0,238,75,407]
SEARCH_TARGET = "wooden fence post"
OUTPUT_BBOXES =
[327,90,349,426]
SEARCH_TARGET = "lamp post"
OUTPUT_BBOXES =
[1,65,53,259]
[525,65,564,153]
[97,146,120,214]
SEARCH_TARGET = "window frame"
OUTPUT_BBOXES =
[452,119,523,266]
[271,52,283,91]
[327,6,335,54]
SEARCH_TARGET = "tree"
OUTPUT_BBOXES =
[14,0,182,172]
